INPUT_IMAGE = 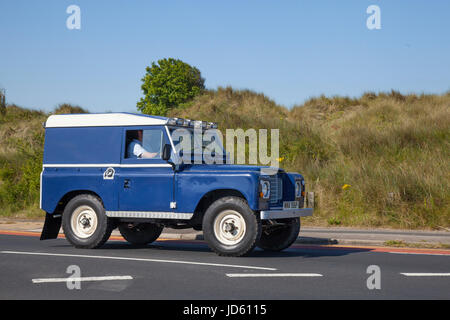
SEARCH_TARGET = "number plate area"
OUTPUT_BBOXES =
[283,201,299,210]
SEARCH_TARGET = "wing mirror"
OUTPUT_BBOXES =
[162,144,172,161]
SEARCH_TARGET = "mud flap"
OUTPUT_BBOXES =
[40,213,62,240]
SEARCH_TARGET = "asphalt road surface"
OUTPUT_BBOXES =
[0,233,449,300]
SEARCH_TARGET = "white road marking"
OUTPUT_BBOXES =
[32,275,133,284]
[400,273,450,277]
[226,273,323,278]
[0,251,276,271]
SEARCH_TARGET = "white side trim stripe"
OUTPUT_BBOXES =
[43,164,172,168]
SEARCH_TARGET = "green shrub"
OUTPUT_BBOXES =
[137,58,205,116]
[0,133,44,214]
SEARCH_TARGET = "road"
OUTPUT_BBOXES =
[0,233,449,300]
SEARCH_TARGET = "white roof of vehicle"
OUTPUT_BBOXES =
[45,113,169,128]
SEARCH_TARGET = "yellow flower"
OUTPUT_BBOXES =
[277,157,284,162]
[342,184,351,190]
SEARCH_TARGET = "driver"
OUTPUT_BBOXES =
[127,130,158,159]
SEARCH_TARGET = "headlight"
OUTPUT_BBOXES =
[260,180,270,199]
[295,181,302,198]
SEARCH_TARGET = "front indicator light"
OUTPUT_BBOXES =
[295,181,302,198]
[260,180,270,199]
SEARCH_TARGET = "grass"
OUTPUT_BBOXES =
[0,103,87,218]
[169,88,450,229]
[0,89,449,230]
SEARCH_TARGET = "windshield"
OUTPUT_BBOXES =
[169,127,226,163]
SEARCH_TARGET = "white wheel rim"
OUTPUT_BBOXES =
[70,205,98,239]
[213,210,246,245]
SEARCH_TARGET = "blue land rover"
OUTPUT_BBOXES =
[40,113,312,256]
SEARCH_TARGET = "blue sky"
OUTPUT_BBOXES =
[1,0,449,113]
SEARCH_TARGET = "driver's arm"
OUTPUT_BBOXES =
[133,143,157,159]
[140,151,158,159]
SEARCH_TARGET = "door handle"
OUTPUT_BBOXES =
[124,179,131,189]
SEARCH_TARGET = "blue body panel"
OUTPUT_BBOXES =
[175,165,261,212]
[42,167,118,212]
[42,126,123,213]
[118,166,174,211]
[44,127,122,164]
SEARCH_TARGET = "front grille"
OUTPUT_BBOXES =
[268,175,283,205]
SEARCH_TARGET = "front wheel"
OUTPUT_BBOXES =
[257,218,300,252]
[203,196,261,257]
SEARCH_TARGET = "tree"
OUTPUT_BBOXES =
[137,58,205,116]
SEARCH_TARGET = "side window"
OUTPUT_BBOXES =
[125,129,164,159]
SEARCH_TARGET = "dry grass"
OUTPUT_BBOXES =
[0,91,448,229]
[168,87,288,129]
[0,104,86,217]
[170,89,450,229]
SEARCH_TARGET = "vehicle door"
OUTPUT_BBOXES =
[118,126,174,212]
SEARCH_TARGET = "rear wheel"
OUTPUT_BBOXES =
[258,218,300,252]
[203,196,261,257]
[62,194,113,249]
[118,223,163,245]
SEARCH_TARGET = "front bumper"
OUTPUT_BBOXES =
[260,208,313,220]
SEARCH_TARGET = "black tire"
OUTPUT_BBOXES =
[118,223,163,245]
[257,218,300,252]
[62,194,114,249]
[203,196,261,257]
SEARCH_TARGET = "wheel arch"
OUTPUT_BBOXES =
[52,190,104,215]
[190,189,249,227]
